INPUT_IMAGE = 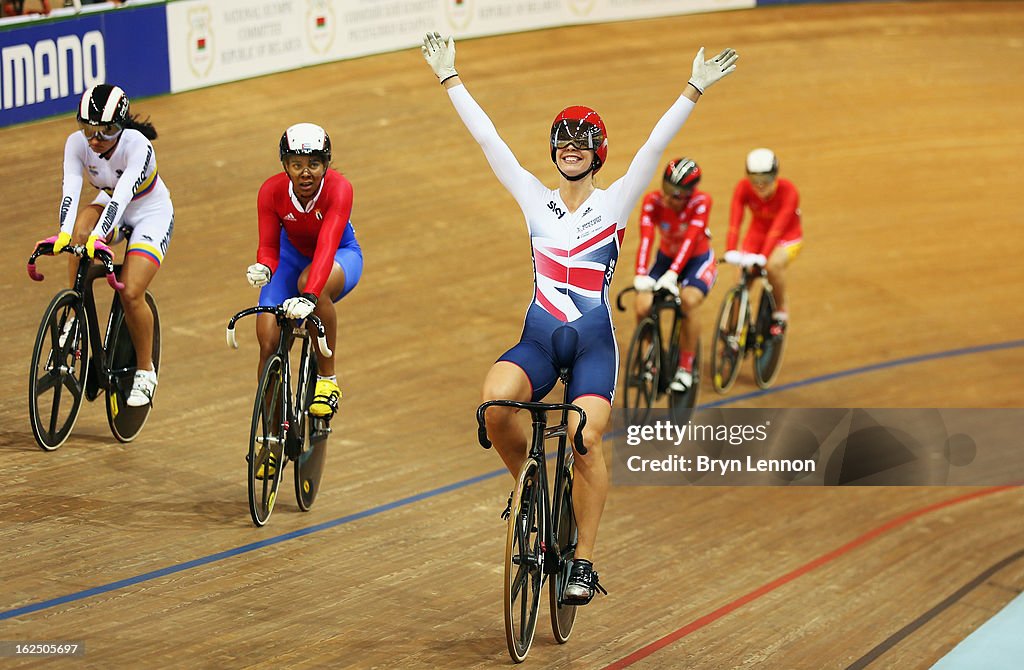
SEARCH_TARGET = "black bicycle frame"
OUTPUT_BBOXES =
[29,244,125,399]
[617,285,687,388]
[477,384,587,579]
[227,306,327,459]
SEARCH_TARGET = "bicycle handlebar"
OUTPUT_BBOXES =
[723,259,768,278]
[27,237,123,290]
[226,305,332,358]
[476,400,589,456]
[614,285,682,312]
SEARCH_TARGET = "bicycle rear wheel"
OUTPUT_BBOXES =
[753,289,786,389]
[248,354,287,527]
[504,458,544,663]
[711,287,745,394]
[29,290,89,451]
[549,460,578,644]
[669,338,701,421]
[623,318,660,425]
[105,292,160,442]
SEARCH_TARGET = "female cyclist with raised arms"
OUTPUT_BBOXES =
[52,84,172,407]
[245,123,362,430]
[422,32,737,604]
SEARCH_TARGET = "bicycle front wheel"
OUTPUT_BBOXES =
[505,458,544,663]
[105,292,160,443]
[623,318,660,425]
[549,461,578,644]
[248,354,287,527]
[29,290,89,451]
[295,349,327,512]
[670,338,701,421]
[711,287,745,394]
[753,290,786,389]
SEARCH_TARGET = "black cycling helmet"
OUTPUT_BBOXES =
[77,84,129,126]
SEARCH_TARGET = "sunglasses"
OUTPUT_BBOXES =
[78,121,122,140]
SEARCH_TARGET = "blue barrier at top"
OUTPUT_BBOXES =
[0,4,169,128]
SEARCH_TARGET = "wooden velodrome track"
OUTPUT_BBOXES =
[2,2,1023,668]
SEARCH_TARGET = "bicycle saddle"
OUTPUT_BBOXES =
[551,326,579,377]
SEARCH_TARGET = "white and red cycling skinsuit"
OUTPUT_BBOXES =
[447,84,698,403]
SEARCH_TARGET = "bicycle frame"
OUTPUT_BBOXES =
[616,286,687,394]
[732,265,774,355]
[28,243,127,399]
[476,390,587,583]
[227,306,331,459]
[712,262,783,393]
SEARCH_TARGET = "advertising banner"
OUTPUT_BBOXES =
[0,4,169,127]
[166,0,753,93]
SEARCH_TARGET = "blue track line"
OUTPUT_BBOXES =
[4,338,1022,621]
[700,339,1024,409]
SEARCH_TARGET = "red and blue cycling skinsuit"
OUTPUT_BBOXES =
[634,189,717,294]
[446,85,699,403]
[256,168,363,306]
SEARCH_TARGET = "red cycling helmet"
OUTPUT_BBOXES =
[550,106,608,179]
[663,157,702,189]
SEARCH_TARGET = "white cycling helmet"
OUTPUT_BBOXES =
[746,148,778,174]
[279,122,332,163]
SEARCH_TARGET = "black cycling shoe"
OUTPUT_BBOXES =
[562,559,608,605]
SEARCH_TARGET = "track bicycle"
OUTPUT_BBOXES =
[616,286,701,425]
[27,237,161,450]
[227,305,334,527]
[476,326,590,663]
[710,261,786,393]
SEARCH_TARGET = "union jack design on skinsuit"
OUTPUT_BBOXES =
[531,210,624,322]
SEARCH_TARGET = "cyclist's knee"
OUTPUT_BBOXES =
[483,404,517,432]
[119,282,147,306]
[575,425,604,455]
[482,363,530,403]
[767,253,788,274]
[680,292,704,312]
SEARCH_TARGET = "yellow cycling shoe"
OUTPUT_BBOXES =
[309,378,341,418]
[254,452,278,480]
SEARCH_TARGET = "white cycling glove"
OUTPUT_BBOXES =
[247,263,272,288]
[633,275,656,292]
[723,250,744,266]
[688,47,739,94]
[283,295,316,320]
[654,270,680,296]
[742,253,768,268]
[422,32,458,83]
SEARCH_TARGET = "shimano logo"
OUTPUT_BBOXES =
[2,31,105,110]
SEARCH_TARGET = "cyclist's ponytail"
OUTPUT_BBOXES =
[124,113,158,141]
